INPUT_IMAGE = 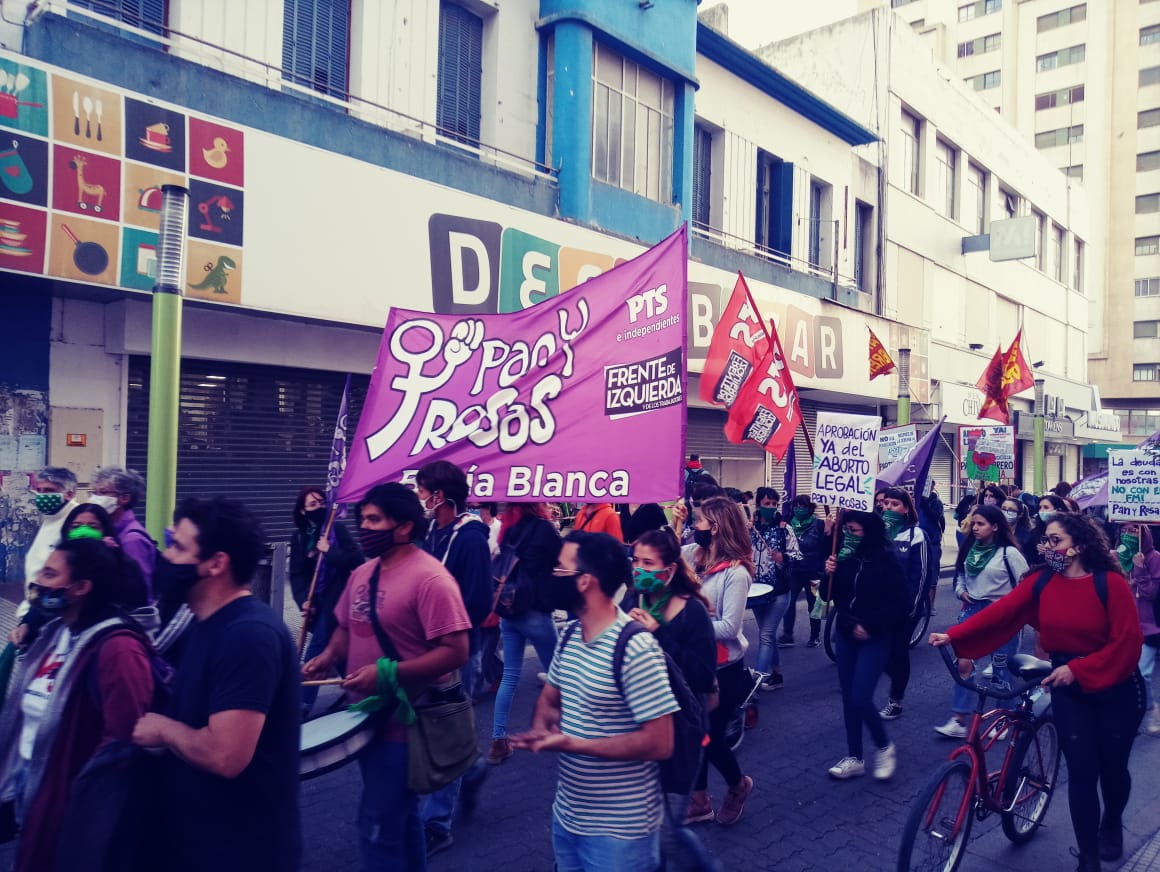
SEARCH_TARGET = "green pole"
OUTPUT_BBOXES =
[144,185,189,541]
[896,347,911,426]
[1033,378,1046,496]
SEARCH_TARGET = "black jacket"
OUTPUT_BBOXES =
[789,518,827,580]
[828,543,908,639]
[427,514,494,626]
[289,520,362,611]
[503,515,563,614]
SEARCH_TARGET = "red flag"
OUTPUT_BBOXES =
[723,319,802,461]
[976,346,1009,424]
[699,273,769,408]
[868,327,895,380]
[1000,329,1034,397]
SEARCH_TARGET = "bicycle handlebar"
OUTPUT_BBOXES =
[935,643,1046,701]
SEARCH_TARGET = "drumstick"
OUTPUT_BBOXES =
[302,678,345,687]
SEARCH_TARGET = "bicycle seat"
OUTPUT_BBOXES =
[1011,653,1053,682]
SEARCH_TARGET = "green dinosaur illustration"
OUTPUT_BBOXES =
[189,255,238,294]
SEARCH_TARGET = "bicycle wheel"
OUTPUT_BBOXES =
[898,759,975,872]
[823,608,837,663]
[1000,716,1060,844]
[908,597,931,649]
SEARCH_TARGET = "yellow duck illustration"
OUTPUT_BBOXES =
[202,137,231,169]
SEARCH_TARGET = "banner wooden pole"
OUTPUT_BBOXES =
[297,502,340,658]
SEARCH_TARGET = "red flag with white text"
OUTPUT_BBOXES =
[699,273,769,408]
[723,320,802,461]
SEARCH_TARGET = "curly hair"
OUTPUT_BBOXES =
[691,496,755,576]
[1044,514,1117,574]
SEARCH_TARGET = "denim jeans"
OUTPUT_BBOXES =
[552,813,661,872]
[833,630,891,759]
[752,592,791,674]
[1140,640,1158,708]
[950,599,1021,716]
[357,739,425,872]
[493,610,557,738]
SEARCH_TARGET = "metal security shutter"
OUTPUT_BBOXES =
[930,437,957,504]
[692,125,712,226]
[72,0,168,40]
[126,357,368,543]
[686,407,766,488]
[437,2,484,144]
[282,0,351,99]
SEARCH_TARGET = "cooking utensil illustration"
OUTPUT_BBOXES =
[60,223,108,275]
[95,99,103,141]
[0,139,34,194]
[73,91,80,135]
[82,96,92,138]
[14,73,29,94]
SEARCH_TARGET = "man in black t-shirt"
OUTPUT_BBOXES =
[132,497,301,872]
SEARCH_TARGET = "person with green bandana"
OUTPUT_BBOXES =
[749,487,801,690]
[1117,522,1160,736]
[934,503,1028,739]
[822,510,907,782]
[782,495,827,648]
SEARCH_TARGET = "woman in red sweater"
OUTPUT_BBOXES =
[931,513,1144,872]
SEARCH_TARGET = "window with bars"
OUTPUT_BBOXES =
[437,2,484,146]
[282,0,349,99]
[1133,364,1160,382]
[1034,125,1083,148]
[1036,44,1085,72]
[591,43,674,203]
[1035,85,1084,110]
[1037,4,1085,32]
[71,0,167,41]
[692,125,713,227]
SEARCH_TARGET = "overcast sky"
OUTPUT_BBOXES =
[702,0,859,49]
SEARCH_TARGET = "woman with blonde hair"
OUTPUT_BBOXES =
[682,496,756,827]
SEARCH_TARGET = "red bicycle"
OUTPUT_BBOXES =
[897,646,1061,872]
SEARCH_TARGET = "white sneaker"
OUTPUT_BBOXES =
[873,744,897,780]
[828,756,866,779]
[934,718,968,739]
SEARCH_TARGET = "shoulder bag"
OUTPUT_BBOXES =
[367,565,480,794]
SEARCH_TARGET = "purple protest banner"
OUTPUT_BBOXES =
[336,225,689,503]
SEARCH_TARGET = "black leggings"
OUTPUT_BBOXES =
[1050,671,1146,856]
[883,623,911,701]
[695,660,749,791]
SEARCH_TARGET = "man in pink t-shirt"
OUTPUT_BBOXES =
[304,483,471,872]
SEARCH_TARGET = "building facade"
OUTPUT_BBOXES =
[857,0,1160,455]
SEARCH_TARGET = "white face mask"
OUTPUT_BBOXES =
[89,494,119,513]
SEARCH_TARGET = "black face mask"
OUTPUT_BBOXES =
[547,572,584,612]
[305,507,326,528]
[359,527,401,559]
[154,556,202,602]
[693,529,713,549]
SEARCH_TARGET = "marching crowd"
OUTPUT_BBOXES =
[0,458,1156,872]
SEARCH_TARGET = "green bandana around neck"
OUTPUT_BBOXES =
[837,530,862,561]
[790,510,812,537]
[964,540,998,577]
[882,510,907,539]
[1117,534,1140,575]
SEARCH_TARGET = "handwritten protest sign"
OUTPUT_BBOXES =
[958,425,1015,485]
[810,412,880,512]
[878,425,917,470]
[1108,450,1160,522]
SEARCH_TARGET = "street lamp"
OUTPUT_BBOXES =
[897,347,911,426]
[145,185,189,541]
[1033,377,1046,496]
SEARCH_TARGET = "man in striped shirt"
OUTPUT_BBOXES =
[512,531,679,872]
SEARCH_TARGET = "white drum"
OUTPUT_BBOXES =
[299,708,374,780]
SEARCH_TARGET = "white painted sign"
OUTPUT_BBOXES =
[878,425,917,469]
[810,412,881,512]
[1108,450,1160,523]
[989,216,1037,262]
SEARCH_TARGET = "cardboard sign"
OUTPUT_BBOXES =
[958,425,1015,484]
[810,412,880,512]
[1108,450,1160,522]
[878,425,917,470]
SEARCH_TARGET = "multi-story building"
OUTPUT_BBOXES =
[0,0,1109,579]
[849,0,1159,459]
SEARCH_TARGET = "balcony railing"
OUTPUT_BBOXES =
[34,1,558,181]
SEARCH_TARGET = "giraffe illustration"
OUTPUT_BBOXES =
[68,155,105,213]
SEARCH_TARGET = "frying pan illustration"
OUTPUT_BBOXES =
[60,223,108,275]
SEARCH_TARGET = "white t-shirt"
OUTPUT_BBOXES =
[487,518,502,558]
[20,629,74,760]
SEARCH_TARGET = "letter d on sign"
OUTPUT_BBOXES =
[428,214,502,314]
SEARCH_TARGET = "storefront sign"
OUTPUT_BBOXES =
[1013,412,1075,440]
[337,228,688,503]
[810,412,880,511]
[1108,450,1160,522]
[958,425,1015,484]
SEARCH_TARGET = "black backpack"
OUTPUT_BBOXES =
[1029,566,1108,609]
[560,619,708,796]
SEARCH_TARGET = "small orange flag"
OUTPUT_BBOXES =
[868,327,895,380]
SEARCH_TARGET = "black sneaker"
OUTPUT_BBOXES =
[805,637,821,648]
[776,634,795,648]
[425,826,454,857]
[760,673,784,692]
[1098,816,1123,861]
